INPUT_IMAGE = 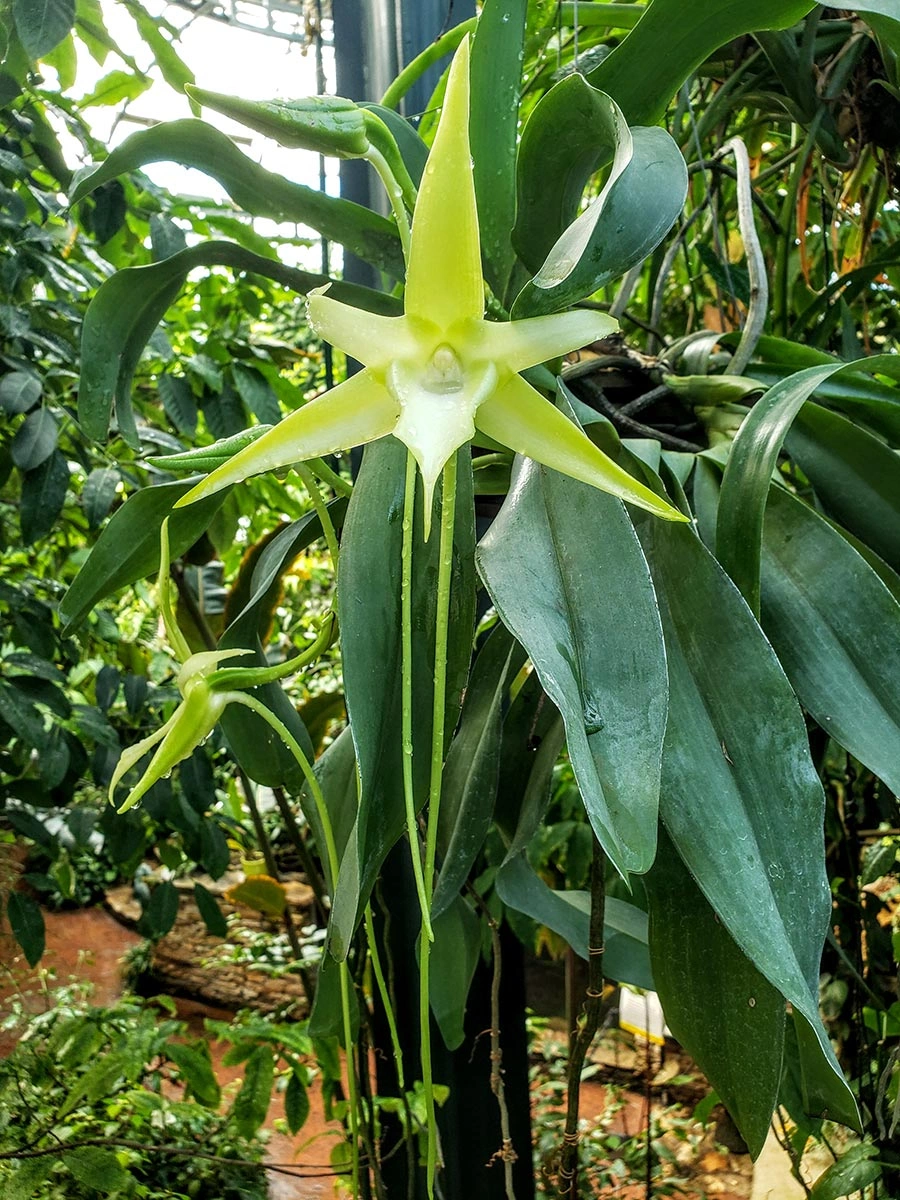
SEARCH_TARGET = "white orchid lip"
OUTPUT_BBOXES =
[175,35,687,532]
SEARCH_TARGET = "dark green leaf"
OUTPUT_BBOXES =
[158,374,198,436]
[70,120,404,276]
[20,449,69,544]
[194,882,228,938]
[3,1158,53,1200]
[469,0,527,298]
[199,819,230,880]
[79,239,398,445]
[0,370,40,414]
[13,0,74,58]
[285,1071,310,1134]
[231,363,280,425]
[82,466,120,527]
[150,213,188,260]
[429,896,481,1051]
[60,478,228,631]
[586,0,817,126]
[0,681,48,748]
[808,1142,881,1200]
[139,880,179,939]
[636,515,858,1128]
[761,486,900,795]
[166,1039,221,1107]
[645,827,785,1158]
[787,401,900,573]
[7,892,45,965]
[477,454,667,877]
[433,623,525,917]
[232,1044,274,1137]
[63,1147,130,1194]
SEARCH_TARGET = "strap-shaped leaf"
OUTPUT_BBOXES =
[513,74,633,276]
[512,124,687,317]
[761,486,900,795]
[645,827,785,1158]
[59,478,228,632]
[433,622,525,918]
[70,119,404,276]
[717,353,900,616]
[586,0,817,126]
[469,0,527,299]
[477,455,667,878]
[429,896,481,1051]
[787,401,900,573]
[636,515,858,1128]
[330,439,475,959]
[79,240,401,445]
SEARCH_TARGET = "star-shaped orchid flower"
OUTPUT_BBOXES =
[176,37,685,533]
[109,520,334,813]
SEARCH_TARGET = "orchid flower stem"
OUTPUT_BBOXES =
[380,17,477,111]
[363,904,405,1091]
[207,611,336,691]
[230,691,359,1197]
[364,144,412,261]
[308,455,353,497]
[401,451,434,942]
[294,462,341,574]
[420,452,458,1199]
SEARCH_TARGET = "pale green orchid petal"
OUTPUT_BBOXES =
[472,309,618,374]
[404,35,482,330]
[176,647,249,693]
[158,518,192,664]
[175,370,399,507]
[307,291,427,372]
[116,686,230,813]
[108,714,176,805]
[475,372,689,522]
[389,352,498,532]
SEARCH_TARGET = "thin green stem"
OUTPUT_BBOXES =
[380,18,477,111]
[294,461,341,574]
[400,452,434,941]
[364,144,412,261]
[308,455,353,497]
[364,905,405,1091]
[229,692,358,1196]
[208,612,336,692]
[420,452,458,1199]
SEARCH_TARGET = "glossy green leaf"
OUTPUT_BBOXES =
[808,1142,881,1200]
[12,406,57,470]
[513,125,687,317]
[79,240,399,446]
[82,466,120,528]
[193,882,228,938]
[469,0,527,298]
[787,401,900,573]
[60,478,228,632]
[285,1071,311,1134]
[433,623,525,917]
[0,370,40,414]
[70,120,404,277]
[586,0,817,126]
[232,1044,274,1137]
[496,853,654,990]
[645,828,785,1158]
[717,354,900,616]
[187,87,370,156]
[761,486,900,795]
[636,515,858,1128]
[13,0,74,58]
[429,895,481,1051]
[330,439,475,958]
[166,1040,221,1107]
[477,454,667,878]
[20,449,69,545]
[139,879,179,939]
[514,74,632,276]
[7,891,45,965]
[231,364,280,425]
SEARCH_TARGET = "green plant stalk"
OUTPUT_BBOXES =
[364,144,412,260]
[381,18,478,111]
[401,451,435,940]
[308,455,354,497]
[294,461,341,572]
[420,451,458,1198]
[230,691,360,1198]
[773,119,820,337]
[209,611,336,691]
[364,904,406,1091]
